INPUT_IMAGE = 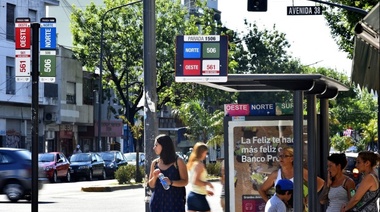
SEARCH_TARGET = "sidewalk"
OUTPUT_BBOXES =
[81,179,224,211]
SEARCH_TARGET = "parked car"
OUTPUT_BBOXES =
[345,152,360,184]
[124,152,145,166]
[38,152,71,183]
[98,151,128,178]
[0,148,45,202]
[69,153,106,181]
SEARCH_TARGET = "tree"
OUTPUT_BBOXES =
[303,66,378,151]
[172,100,224,146]
[322,0,378,58]
[70,0,230,127]
[331,134,352,152]
[361,118,378,151]
[231,21,304,103]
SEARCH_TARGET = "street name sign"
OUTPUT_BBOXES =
[175,35,228,82]
[287,6,322,15]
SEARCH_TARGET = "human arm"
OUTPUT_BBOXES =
[258,171,277,202]
[171,157,188,187]
[345,177,356,200]
[303,168,325,192]
[341,174,375,211]
[148,159,160,188]
[220,161,225,185]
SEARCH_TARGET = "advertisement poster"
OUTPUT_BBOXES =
[227,119,308,212]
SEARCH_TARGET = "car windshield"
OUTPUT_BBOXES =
[100,152,114,161]
[38,153,54,162]
[124,153,136,160]
[70,153,91,162]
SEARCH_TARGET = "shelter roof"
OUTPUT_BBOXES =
[197,74,349,98]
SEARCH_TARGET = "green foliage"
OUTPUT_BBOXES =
[172,100,224,146]
[232,21,304,103]
[302,66,378,142]
[206,161,222,176]
[115,165,143,184]
[322,0,378,58]
[70,0,230,126]
[330,134,352,152]
[360,118,378,150]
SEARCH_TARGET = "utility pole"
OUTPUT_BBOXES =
[143,0,158,211]
[31,22,40,212]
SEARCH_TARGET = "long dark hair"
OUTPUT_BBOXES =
[156,134,177,165]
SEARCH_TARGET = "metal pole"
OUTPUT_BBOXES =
[307,94,317,212]
[377,92,380,179]
[143,0,157,211]
[31,22,40,212]
[98,0,143,151]
[293,90,304,212]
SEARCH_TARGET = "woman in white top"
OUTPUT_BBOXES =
[258,146,325,203]
[187,142,214,212]
[319,153,355,212]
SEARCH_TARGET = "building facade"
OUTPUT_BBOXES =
[0,0,123,155]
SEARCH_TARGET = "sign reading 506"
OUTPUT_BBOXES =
[40,51,56,81]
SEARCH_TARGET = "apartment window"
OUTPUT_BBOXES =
[6,3,16,40]
[6,57,15,95]
[28,9,37,22]
[66,82,76,104]
[83,77,94,105]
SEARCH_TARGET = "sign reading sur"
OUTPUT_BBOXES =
[15,18,31,82]
[175,35,228,82]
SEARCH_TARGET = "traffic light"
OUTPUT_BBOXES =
[247,0,267,12]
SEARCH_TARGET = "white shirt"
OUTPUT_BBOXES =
[265,194,287,212]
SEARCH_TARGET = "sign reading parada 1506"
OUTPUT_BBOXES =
[15,18,31,82]
[175,35,228,82]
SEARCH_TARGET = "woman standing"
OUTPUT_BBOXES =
[258,146,324,202]
[258,146,325,211]
[319,153,355,211]
[148,134,188,212]
[187,142,214,212]
[341,151,379,212]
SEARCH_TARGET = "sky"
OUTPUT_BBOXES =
[49,0,353,76]
[218,0,352,76]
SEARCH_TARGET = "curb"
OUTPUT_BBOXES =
[81,184,144,192]
[81,179,220,192]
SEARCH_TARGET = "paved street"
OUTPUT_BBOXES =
[0,179,224,212]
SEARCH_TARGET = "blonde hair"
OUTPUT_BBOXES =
[281,146,294,156]
[187,142,208,170]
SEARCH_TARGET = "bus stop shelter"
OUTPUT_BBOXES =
[197,73,349,212]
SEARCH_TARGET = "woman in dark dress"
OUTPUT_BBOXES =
[148,134,188,212]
